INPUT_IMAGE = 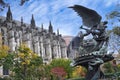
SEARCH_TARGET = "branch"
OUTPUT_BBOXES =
[20,0,29,6]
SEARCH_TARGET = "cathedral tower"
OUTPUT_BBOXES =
[6,6,12,22]
[30,14,36,28]
[49,21,53,33]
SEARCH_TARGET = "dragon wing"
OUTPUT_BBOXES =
[69,5,102,27]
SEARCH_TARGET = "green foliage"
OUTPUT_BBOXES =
[11,45,43,80]
[106,4,120,36]
[0,45,9,60]
[30,56,43,67]
[112,26,120,36]
[107,26,120,36]
[0,41,85,80]
[0,44,44,80]
[103,62,114,73]
[2,76,11,80]
[42,65,52,79]
[106,30,112,36]
[106,11,120,19]
[3,53,15,70]
[66,77,85,80]
[106,4,120,25]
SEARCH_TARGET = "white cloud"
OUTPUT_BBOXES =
[104,0,119,7]
[0,0,119,36]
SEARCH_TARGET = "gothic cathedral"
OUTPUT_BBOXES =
[0,6,68,64]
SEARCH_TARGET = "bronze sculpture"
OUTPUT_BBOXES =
[67,5,114,80]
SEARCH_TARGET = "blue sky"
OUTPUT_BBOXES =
[0,0,119,36]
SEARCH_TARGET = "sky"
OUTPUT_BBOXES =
[0,0,120,36]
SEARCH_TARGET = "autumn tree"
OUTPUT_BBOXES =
[0,44,9,61]
[0,33,9,59]
[0,33,44,79]
[10,44,43,80]
[0,33,10,66]
[72,66,86,78]
[51,67,67,80]
[49,59,73,79]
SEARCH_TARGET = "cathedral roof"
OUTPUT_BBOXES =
[0,6,65,43]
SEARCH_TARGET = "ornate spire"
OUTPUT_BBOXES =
[31,14,36,28]
[49,21,53,33]
[57,29,59,35]
[6,6,12,22]
[21,17,23,26]
[41,23,44,31]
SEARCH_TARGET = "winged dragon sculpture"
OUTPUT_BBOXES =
[67,5,114,80]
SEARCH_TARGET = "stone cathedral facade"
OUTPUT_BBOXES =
[0,6,68,64]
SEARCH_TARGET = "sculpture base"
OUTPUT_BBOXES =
[71,54,114,80]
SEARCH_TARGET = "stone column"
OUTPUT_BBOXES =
[18,31,22,45]
[8,30,16,51]
[14,38,19,51]
[61,46,67,58]
[44,39,52,61]
[40,37,45,58]
[54,43,59,58]
[58,42,62,58]
[34,36,40,56]
[26,33,31,49]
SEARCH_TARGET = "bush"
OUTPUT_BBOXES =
[2,76,11,80]
[0,77,3,80]
[66,77,85,80]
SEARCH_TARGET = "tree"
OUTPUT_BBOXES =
[3,53,15,70]
[112,27,120,36]
[106,3,120,37]
[106,8,120,53]
[106,3,120,26]
[106,3,120,54]
[0,33,10,66]
[107,11,120,20]
[0,45,9,60]
[0,33,45,79]
[108,27,120,54]
[10,44,43,80]
[108,26,120,36]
